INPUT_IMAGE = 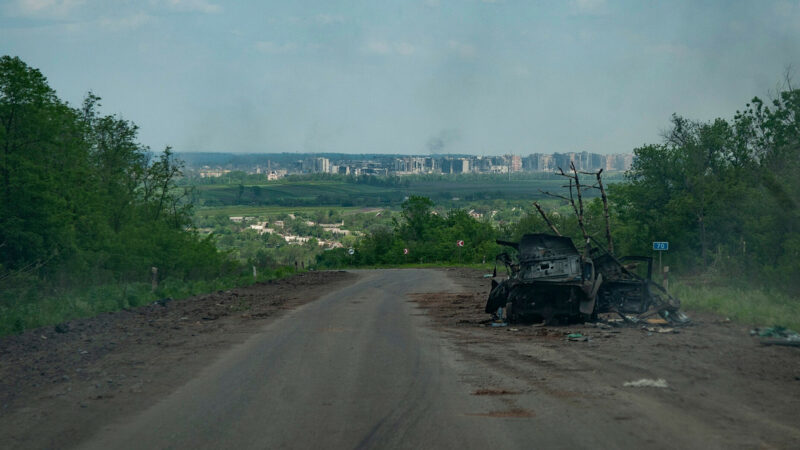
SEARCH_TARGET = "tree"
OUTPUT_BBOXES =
[399,195,438,241]
[1,56,226,285]
[0,56,87,270]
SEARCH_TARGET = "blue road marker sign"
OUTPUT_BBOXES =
[653,242,669,251]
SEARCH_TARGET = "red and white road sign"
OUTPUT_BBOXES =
[456,240,464,247]
[403,248,409,255]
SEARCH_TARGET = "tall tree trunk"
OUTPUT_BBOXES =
[595,169,614,254]
[570,163,589,241]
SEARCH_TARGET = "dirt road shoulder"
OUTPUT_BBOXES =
[0,270,357,449]
[411,268,800,449]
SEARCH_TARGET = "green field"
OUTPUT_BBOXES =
[196,181,401,207]
[192,175,596,208]
[406,179,584,200]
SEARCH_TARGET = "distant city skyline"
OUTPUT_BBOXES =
[183,150,633,178]
[4,1,797,155]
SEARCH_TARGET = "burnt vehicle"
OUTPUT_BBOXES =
[485,234,602,324]
[590,242,688,323]
[485,234,689,325]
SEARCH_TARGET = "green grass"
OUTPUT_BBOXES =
[406,179,588,197]
[196,180,402,207]
[673,281,800,330]
[0,266,299,337]
[193,177,577,208]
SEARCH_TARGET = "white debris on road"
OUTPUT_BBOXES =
[623,378,668,388]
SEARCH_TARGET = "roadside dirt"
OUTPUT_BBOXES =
[412,268,800,449]
[0,270,356,450]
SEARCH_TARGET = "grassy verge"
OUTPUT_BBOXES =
[0,266,299,337]
[672,281,800,330]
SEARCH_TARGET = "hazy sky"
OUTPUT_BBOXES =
[2,0,798,155]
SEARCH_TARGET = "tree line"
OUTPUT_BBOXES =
[610,80,800,293]
[0,56,229,289]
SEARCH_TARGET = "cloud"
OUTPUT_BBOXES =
[160,0,221,14]
[98,12,153,31]
[6,0,85,18]
[284,14,345,26]
[646,43,692,59]
[3,2,151,33]
[447,40,476,59]
[773,0,800,31]
[365,40,416,56]
[314,13,344,24]
[395,42,415,55]
[512,66,531,77]
[255,41,298,54]
[569,0,607,15]
[366,40,391,54]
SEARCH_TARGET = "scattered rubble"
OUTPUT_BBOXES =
[623,378,669,388]
[752,326,800,347]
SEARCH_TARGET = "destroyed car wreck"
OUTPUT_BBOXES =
[485,233,690,326]
[485,163,689,326]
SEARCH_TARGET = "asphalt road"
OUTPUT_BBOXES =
[3,267,787,450]
[80,269,526,449]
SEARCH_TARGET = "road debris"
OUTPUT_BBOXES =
[623,378,668,388]
[472,389,520,396]
[466,408,535,418]
[642,326,678,334]
[751,327,800,347]
[566,333,589,342]
[645,317,669,325]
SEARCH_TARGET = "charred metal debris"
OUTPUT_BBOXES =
[485,164,690,327]
[484,233,690,326]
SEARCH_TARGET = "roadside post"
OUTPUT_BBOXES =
[457,240,464,264]
[663,265,670,292]
[652,241,668,278]
[151,267,158,293]
[403,247,409,264]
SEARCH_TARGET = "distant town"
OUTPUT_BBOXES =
[182,152,634,180]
